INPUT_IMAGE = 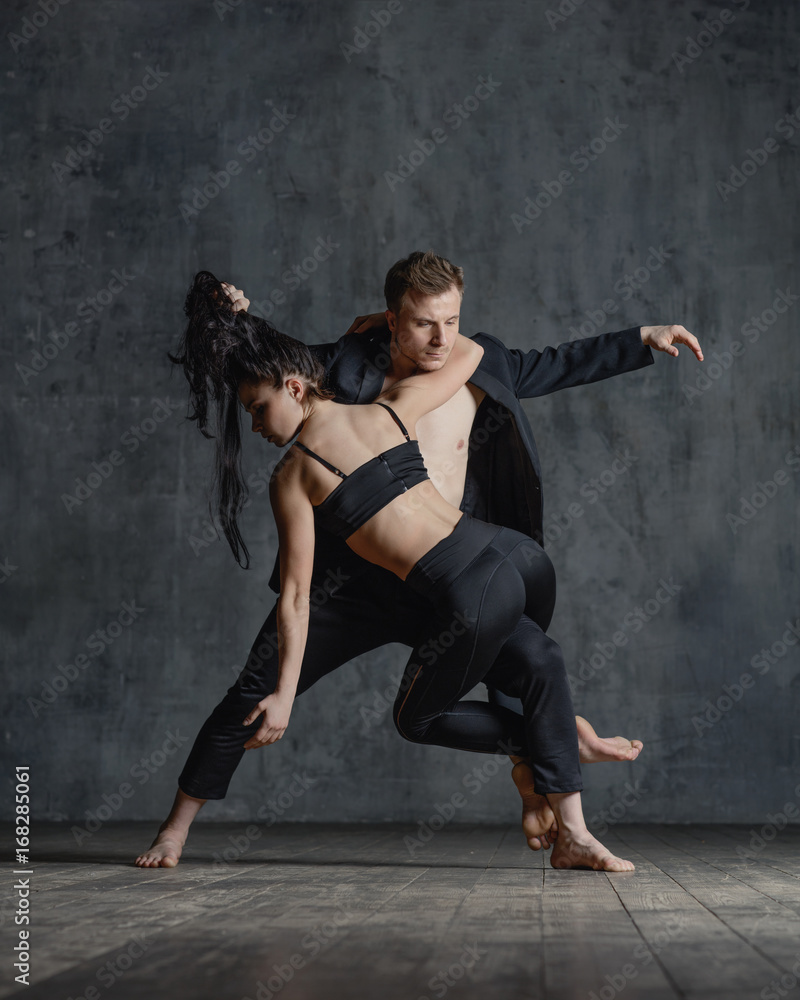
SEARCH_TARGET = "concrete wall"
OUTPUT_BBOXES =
[2,0,798,832]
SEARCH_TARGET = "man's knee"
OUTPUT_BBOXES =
[486,684,524,712]
[393,705,429,744]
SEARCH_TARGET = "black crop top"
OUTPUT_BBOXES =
[292,402,430,539]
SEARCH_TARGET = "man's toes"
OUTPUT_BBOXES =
[603,857,635,872]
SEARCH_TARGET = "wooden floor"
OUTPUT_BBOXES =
[2,822,799,999]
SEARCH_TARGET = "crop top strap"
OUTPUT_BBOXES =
[293,441,347,479]
[375,401,411,442]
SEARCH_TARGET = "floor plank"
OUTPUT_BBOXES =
[2,822,799,1000]
[613,826,795,998]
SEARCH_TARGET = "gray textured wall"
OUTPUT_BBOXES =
[2,0,798,834]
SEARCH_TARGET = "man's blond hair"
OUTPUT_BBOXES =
[383,250,464,314]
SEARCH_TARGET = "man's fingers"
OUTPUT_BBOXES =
[220,282,249,313]
[344,315,369,336]
[344,312,388,335]
[674,327,704,361]
[683,332,704,361]
[654,324,704,361]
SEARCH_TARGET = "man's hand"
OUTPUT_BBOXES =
[242,692,294,749]
[344,312,388,335]
[641,325,704,361]
[221,281,250,314]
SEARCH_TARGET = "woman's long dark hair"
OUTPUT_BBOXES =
[169,270,331,568]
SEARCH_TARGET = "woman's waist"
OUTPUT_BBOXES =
[405,516,545,607]
[344,500,465,582]
[404,514,512,601]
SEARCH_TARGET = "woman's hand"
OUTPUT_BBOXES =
[242,692,294,749]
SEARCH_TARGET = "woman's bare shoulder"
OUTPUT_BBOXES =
[270,446,305,490]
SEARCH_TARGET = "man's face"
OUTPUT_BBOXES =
[385,285,462,372]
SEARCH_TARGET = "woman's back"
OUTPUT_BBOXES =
[279,398,464,581]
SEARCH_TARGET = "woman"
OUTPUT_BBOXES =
[153,271,635,872]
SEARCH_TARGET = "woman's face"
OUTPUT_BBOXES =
[238,378,305,446]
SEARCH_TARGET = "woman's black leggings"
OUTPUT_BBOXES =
[395,513,581,794]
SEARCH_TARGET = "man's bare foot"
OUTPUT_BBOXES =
[576,715,643,763]
[550,831,635,872]
[135,826,185,868]
[511,760,558,851]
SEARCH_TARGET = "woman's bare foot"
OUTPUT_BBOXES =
[135,825,185,868]
[511,760,558,851]
[134,789,206,868]
[550,831,635,872]
[576,715,643,763]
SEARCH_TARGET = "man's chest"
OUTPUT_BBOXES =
[413,384,486,505]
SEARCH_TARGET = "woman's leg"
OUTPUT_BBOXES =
[393,523,575,779]
[393,537,559,764]
[392,520,632,788]
[135,789,205,868]
[136,570,419,867]
[483,613,581,795]
[394,524,635,869]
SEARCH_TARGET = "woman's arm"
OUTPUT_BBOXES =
[242,460,315,748]
[378,333,484,428]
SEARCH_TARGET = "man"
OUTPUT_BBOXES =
[136,251,703,868]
